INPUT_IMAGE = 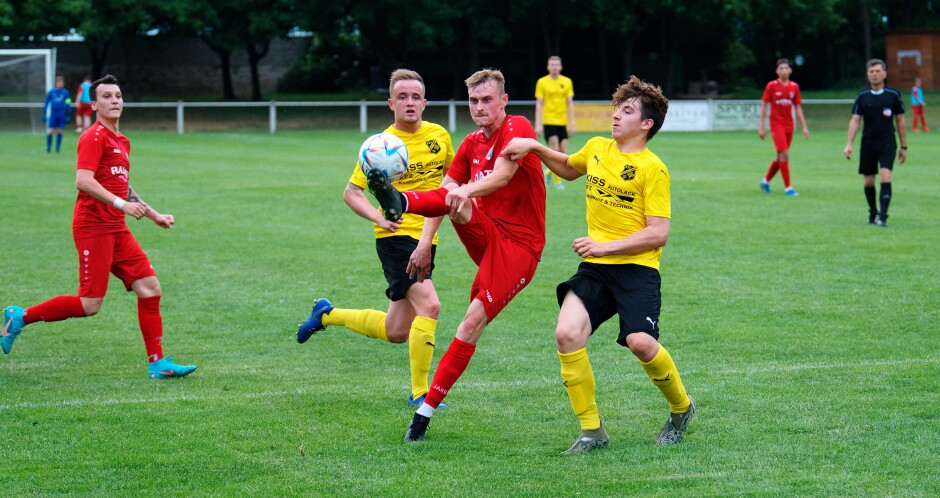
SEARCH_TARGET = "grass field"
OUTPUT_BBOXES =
[1,126,938,496]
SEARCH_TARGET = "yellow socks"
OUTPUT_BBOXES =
[408,316,437,399]
[641,345,690,413]
[559,348,600,431]
[321,308,388,342]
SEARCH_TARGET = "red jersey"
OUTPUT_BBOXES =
[449,115,546,258]
[73,123,131,236]
[762,79,802,130]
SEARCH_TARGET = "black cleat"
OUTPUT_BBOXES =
[404,413,431,442]
[876,214,888,227]
[367,169,404,222]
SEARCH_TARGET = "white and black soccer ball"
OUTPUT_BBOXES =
[358,132,408,182]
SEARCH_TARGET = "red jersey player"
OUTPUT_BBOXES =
[359,68,546,442]
[758,58,809,196]
[2,75,196,379]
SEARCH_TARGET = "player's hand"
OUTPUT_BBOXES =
[501,137,538,162]
[149,212,174,229]
[121,201,147,220]
[375,217,399,233]
[535,124,543,138]
[844,145,853,160]
[758,128,766,140]
[407,245,432,282]
[898,148,907,164]
[802,127,809,139]
[572,236,605,258]
[445,185,471,220]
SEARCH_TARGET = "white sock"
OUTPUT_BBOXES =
[416,402,435,418]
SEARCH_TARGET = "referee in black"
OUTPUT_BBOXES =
[844,58,908,227]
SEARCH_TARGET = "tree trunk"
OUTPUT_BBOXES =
[859,0,871,61]
[246,42,270,101]
[86,39,111,80]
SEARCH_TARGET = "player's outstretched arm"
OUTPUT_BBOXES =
[501,137,580,180]
[128,185,174,229]
[75,169,146,219]
[343,182,399,232]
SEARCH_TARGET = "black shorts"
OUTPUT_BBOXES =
[556,262,661,346]
[375,236,436,301]
[543,124,569,141]
[859,138,896,175]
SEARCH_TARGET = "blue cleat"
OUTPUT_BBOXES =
[759,181,771,194]
[407,393,446,409]
[2,306,26,354]
[785,188,800,197]
[148,357,197,379]
[297,298,333,344]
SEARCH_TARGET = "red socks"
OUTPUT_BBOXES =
[778,161,791,188]
[424,337,476,408]
[24,296,86,324]
[403,186,449,217]
[764,161,779,182]
[137,296,164,362]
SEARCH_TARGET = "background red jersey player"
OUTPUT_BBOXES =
[758,58,809,196]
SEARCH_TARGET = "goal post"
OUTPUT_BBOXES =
[0,48,57,132]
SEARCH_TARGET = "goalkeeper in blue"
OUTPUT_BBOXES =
[43,75,72,153]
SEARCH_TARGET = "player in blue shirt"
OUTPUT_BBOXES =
[43,75,72,153]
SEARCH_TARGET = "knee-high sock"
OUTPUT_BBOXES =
[55,133,63,152]
[424,337,476,408]
[764,161,779,182]
[559,348,600,431]
[24,295,86,325]
[45,133,52,151]
[865,185,877,216]
[779,161,791,188]
[403,187,449,217]
[322,308,388,341]
[641,345,690,413]
[137,296,164,363]
[408,316,437,399]
[879,182,892,218]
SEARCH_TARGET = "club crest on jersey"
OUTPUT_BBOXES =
[620,164,637,181]
[426,139,441,154]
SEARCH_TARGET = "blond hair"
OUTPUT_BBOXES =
[389,69,425,97]
[464,69,505,94]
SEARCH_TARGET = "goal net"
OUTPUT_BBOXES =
[0,49,56,133]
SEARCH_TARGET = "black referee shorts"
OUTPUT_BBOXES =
[859,138,897,175]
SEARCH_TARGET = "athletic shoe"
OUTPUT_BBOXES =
[366,169,404,222]
[876,215,889,227]
[656,395,696,445]
[555,182,565,190]
[784,188,800,197]
[2,306,25,354]
[562,423,609,455]
[404,413,431,442]
[759,181,771,194]
[297,298,333,343]
[868,213,877,225]
[148,357,197,379]
[407,393,446,409]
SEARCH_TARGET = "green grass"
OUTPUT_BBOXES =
[1,127,938,496]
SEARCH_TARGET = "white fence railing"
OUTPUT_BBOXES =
[0,99,853,134]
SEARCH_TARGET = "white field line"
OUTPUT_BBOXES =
[2,357,937,412]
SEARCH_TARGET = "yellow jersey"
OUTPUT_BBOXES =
[568,137,671,269]
[349,121,454,241]
[535,74,574,126]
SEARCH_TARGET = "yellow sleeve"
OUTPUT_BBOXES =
[644,164,671,219]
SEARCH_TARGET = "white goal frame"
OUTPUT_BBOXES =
[0,48,57,92]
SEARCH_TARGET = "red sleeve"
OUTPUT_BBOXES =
[793,83,802,105]
[448,137,471,184]
[76,132,103,172]
[762,82,773,103]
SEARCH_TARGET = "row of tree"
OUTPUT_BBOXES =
[2,0,938,100]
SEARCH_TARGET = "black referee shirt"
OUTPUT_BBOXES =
[851,86,905,140]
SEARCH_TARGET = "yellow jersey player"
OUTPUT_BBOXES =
[502,75,695,454]
[297,69,454,408]
[535,56,575,189]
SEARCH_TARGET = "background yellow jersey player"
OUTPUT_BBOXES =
[297,69,454,408]
[535,56,575,189]
[502,75,695,454]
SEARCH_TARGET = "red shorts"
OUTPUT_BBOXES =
[454,210,539,322]
[912,105,924,117]
[771,127,794,153]
[75,231,156,298]
[77,102,93,118]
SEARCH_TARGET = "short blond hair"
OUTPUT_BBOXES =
[612,75,669,141]
[464,69,505,94]
[389,69,425,97]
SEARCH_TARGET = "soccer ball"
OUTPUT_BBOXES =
[358,132,409,182]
